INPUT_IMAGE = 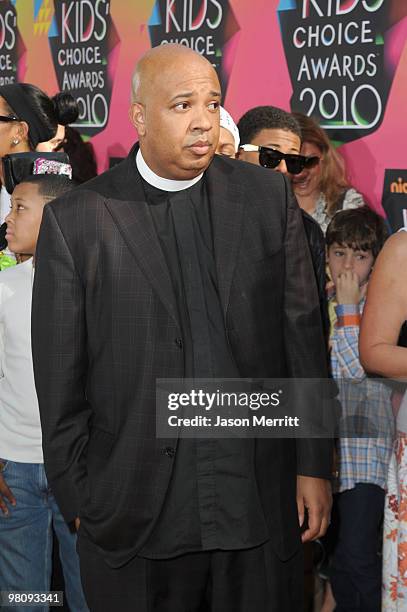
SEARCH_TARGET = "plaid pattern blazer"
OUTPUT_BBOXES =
[31,147,332,566]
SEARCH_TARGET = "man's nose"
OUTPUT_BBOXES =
[191,107,213,132]
[344,255,354,269]
[275,160,289,176]
[4,211,13,224]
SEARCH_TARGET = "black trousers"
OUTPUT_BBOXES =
[77,537,303,612]
[330,483,385,612]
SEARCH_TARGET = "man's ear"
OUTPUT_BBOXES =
[129,103,146,137]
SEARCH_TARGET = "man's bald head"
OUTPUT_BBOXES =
[129,44,221,180]
[131,44,217,104]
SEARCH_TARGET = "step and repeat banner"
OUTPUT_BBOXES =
[3,0,407,224]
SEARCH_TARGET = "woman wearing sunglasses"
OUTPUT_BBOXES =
[292,113,365,235]
[0,84,78,238]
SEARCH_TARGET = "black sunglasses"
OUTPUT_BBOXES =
[0,115,19,123]
[239,144,320,175]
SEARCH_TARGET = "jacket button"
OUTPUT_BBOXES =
[174,337,183,349]
[163,447,175,458]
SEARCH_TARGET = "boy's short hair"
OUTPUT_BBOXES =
[326,206,388,259]
[237,106,301,145]
[20,174,76,201]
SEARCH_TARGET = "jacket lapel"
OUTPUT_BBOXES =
[103,151,245,326]
[103,155,180,329]
[206,156,245,317]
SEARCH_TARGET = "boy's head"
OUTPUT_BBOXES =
[5,174,75,256]
[237,105,302,176]
[326,206,388,289]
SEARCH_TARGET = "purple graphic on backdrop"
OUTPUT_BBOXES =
[278,0,407,144]
[148,0,240,101]
[48,0,120,137]
[0,0,25,85]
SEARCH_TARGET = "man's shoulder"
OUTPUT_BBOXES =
[214,154,288,190]
[48,154,135,217]
[211,156,289,216]
[78,154,135,198]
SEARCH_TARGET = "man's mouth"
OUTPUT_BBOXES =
[189,141,211,155]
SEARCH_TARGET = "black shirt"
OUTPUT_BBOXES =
[138,176,268,558]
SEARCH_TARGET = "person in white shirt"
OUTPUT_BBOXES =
[0,174,88,611]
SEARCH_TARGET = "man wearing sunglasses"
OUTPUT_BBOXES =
[237,106,329,341]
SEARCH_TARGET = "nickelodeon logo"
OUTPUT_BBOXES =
[390,178,407,194]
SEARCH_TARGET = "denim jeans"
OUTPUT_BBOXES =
[330,483,385,612]
[0,460,88,612]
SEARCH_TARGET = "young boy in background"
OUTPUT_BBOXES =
[327,206,393,611]
[0,175,88,611]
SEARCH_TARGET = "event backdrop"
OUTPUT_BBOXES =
[3,0,407,223]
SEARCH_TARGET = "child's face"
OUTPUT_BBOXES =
[5,182,48,256]
[327,242,374,288]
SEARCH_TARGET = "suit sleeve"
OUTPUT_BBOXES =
[282,179,334,479]
[32,203,91,522]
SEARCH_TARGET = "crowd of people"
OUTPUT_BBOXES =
[0,43,405,612]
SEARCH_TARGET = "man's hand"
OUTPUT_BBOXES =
[296,475,332,543]
[336,270,367,305]
[0,472,16,516]
[74,517,80,531]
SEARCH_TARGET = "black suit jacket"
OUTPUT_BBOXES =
[301,210,330,342]
[32,149,332,567]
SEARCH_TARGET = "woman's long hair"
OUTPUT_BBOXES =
[293,113,350,217]
[1,84,79,150]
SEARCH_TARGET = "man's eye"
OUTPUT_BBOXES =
[174,102,189,111]
[17,205,25,211]
[208,102,220,110]
[356,254,367,260]
[334,251,344,257]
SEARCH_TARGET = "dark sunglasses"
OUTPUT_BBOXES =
[0,115,19,123]
[239,144,320,175]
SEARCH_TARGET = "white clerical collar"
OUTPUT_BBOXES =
[136,149,203,192]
